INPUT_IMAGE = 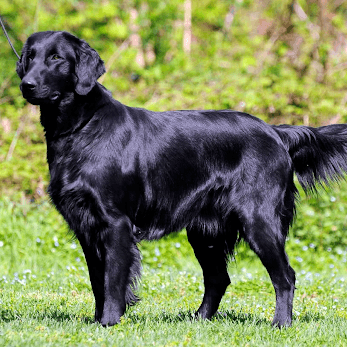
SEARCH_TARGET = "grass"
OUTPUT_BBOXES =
[1,260,347,346]
[1,191,347,346]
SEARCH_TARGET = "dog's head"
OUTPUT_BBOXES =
[17,31,105,105]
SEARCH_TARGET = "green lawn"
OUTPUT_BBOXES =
[1,194,347,346]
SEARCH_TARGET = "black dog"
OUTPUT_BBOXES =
[17,31,347,327]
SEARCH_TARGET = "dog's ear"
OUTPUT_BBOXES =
[75,40,106,95]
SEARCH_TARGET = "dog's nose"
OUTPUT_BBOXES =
[21,80,37,92]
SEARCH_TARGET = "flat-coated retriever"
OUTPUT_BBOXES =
[17,31,347,327]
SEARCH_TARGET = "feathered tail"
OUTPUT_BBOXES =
[273,124,347,191]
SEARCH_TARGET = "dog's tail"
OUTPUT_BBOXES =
[273,124,347,191]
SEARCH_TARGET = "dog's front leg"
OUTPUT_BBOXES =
[100,217,135,327]
[78,236,105,323]
[78,216,134,326]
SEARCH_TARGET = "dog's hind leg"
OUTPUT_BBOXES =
[243,213,296,328]
[187,226,237,319]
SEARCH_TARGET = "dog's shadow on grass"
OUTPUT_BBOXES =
[126,310,269,326]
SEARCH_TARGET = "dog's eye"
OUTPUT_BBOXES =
[51,54,62,61]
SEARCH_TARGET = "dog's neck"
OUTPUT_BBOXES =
[40,84,104,140]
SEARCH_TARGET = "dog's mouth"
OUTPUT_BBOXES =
[22,90,61,105]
